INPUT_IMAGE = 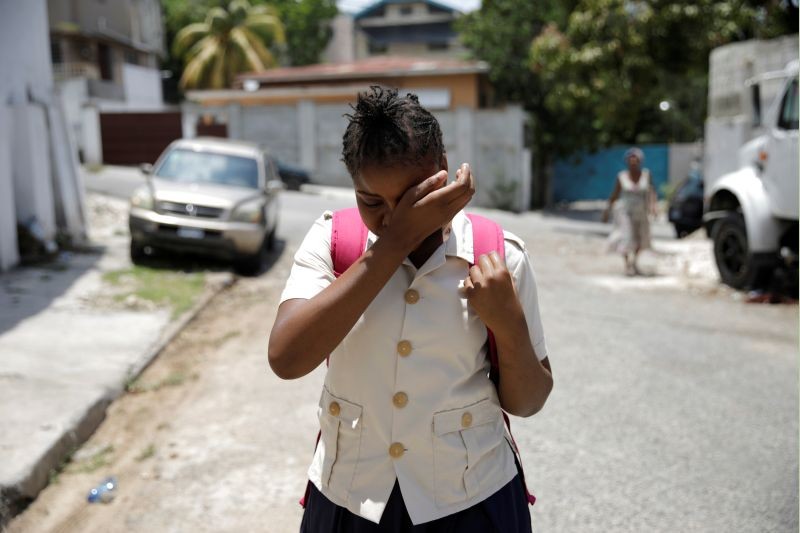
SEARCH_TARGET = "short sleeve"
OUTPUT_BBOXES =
[503,231,549,361]
[279,212,336,303]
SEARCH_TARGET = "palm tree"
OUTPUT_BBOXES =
[173,0,285,90]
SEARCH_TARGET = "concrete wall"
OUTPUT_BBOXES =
[322,14,355,64]
[183,101,530,211]
[0,106,19,270]
[668,142,703,185]
[0,0,56,270]
[0,0,87,270]
[121,64,163,106]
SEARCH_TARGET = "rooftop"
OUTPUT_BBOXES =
[237,56,488,86]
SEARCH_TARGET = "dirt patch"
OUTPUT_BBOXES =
[5,247,309,533]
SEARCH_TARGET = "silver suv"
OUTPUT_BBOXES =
[128,137,283,273]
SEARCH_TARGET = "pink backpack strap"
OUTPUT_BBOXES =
[331,207,368,277]
[466,213,505,383]
[300,208,367,509]
[467,213,537,506]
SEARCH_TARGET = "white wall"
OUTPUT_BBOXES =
[185,100,530,210]
[668,142,703,184]
[0,0,53,105]
[0,106,19,270]
[0,0,57,270]
[122,63,164,107]
[322,14,355,64]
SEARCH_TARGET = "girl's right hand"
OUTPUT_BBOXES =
[383,163,475,253]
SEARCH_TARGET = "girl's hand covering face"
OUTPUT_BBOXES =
[383,163,475,253]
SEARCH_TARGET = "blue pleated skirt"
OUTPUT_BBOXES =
[300,475,532,533]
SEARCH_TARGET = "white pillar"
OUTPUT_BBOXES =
[520,148,532,213]
[80,104,103,166]
[226,102,242,139]
[12,104,57,241]
[0,105,19,270]
[181,102,199,139]
[298,100,316,171]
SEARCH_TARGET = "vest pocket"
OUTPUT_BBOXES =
[317,387,363,500]
[432,398,506,507]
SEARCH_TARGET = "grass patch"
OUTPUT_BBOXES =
[127,371,189,394]
[103,266,205,318]
[68,445,115,474]
[135,444,156,462]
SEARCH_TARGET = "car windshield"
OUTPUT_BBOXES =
[155,148,260,189]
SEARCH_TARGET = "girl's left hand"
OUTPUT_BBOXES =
[460,251,523,336]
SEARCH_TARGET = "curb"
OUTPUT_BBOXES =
[0,273,237,527]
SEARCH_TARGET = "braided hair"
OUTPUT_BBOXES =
[342,86,445,179]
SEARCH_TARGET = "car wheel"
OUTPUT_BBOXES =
[234,239,267,276]
[265,226,276,251]
[287,177,302,191]
[712,213,771,289]
[674,224,688,239]
[130,240,147,265]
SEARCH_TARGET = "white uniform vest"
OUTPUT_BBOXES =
[280,211,549,524]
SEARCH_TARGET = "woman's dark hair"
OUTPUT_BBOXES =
[342,86,445,178]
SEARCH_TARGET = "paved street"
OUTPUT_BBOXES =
[7,181,798,532]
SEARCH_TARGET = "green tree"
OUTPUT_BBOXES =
[269,0,338,66]
[458,0,797,206]
[529,0,792,151]
[161,0,337,98]
[172,0,286,90]
[456,0,580,206]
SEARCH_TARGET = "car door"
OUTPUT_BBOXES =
[763,76,799,220]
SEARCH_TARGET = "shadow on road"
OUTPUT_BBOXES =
[0,249,102,336]
[132,238,288,278]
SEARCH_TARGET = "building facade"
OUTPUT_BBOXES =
[353,0,466,60]
[47,0,166,163]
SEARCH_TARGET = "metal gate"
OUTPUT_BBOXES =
[100,111,182,165]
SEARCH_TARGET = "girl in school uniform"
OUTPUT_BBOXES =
[268,86,553,533]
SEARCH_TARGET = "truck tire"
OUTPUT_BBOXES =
[712,213,771,289]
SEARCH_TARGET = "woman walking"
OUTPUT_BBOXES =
[602,147,657,276]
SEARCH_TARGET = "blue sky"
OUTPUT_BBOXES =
[337,0,480,14]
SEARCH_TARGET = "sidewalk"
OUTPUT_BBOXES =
[0,194,232,525]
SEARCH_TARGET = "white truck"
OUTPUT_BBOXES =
[703,38,798,290]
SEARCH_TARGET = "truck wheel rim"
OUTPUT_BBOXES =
[720,231,745,276]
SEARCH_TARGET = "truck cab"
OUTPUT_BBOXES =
[704,60,798,289]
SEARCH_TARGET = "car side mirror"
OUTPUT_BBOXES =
[265,179,286,194]
[140,163,154,175]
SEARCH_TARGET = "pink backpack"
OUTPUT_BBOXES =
[300,207,536,507]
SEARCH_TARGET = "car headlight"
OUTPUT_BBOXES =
[130,187,154,210]
[231,198,264,223]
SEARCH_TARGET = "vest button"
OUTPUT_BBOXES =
[404,289,419,304]
[392,392,408,408]
[397,340,412,357]
[328,401,340,417]
[389,442,405,458]
[461,412,473,428]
